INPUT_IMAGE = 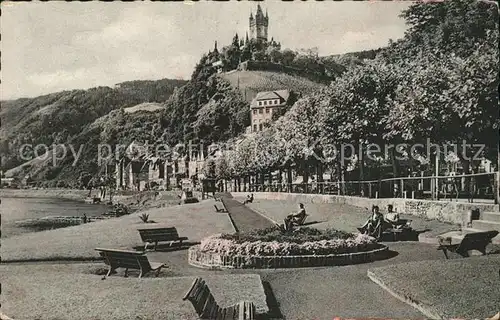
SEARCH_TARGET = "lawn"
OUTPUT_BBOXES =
[1,200,235,261]
[367,255,500,319]
[0,263,268,320]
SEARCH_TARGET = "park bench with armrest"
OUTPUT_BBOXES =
[383,219,413,241]
[291,213,308,226]
[96,248,166,278]
[437,230,499,259]
[183,277,256,320]
[137,227,188,251]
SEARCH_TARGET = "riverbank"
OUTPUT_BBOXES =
[0,188,187,208]
[1,188,90,201]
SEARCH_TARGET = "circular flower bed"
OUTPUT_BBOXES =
[189,227,388,269]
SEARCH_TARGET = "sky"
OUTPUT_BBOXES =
[1,1,411,100]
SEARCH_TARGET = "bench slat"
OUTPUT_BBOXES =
[223,305,234,320]
[96,248,144,255]
[209,301,220,319]
[196,286,211,315]
[238,302,245,320]
[183,278,201,301]
[201,293,216,318]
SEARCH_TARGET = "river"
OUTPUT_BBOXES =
[1,197,109,238]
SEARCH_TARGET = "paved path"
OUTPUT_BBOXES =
[147,241,437,319]
[222,198,274,232]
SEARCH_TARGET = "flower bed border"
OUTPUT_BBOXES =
[188,244,389,269]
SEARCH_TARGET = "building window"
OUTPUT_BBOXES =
[253,109,257,115]
[258,101,262,106]
[265,108,270,113]
[259,124,263,131]
[264,101,268,106]
[259,109,263,114]
[253,124,257,132]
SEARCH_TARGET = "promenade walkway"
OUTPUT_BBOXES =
[222,197,274,232]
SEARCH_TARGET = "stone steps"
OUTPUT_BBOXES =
[480,211,500,223]
[472,219,500,232]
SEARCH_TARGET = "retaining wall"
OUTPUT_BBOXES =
[231,192,498,226]
[188,244,388,269]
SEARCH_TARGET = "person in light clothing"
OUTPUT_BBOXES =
[385,204,399,223]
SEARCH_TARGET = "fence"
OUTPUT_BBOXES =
[225,172,499,203]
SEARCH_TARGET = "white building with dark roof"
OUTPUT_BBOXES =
[250,89,290,132]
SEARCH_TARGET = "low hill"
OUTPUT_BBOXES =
[220,70,325,102]
[0,78,186,175]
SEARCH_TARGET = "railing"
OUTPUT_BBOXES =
[223,172,499,203]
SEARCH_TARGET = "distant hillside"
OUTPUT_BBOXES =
[0,78,187,174]
[322,48,382,69]
[220,70,325,102]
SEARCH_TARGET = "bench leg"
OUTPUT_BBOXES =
[442,248,450,260]
[179,240,184,247]
[155,267,163,277]
[154,241,158,251]
[124,268,129,278]
[106,267,115,277]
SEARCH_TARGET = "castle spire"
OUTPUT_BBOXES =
[245,32,249,44]
[256,4,263,17]
[214,41,218,53]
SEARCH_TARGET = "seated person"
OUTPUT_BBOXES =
[359,205,384,236]
[243,193,254,204]
[385,205,400,223]
[384,205,410,229]
[283,203,307,229]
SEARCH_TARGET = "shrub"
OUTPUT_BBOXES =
[220,226,353,244]
[139,213,150,223]
[201,228,377,257]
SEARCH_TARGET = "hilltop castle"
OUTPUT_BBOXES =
[249,4,268,42]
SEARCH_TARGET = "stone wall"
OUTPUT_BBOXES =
[188,244,388,269]
[231,192,498,225]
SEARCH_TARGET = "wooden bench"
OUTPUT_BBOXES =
[214,204,227,213]
[183,277,256,320]
[96,248,166,278]
[383,219,412,241]
[137,227,188,251]
[214,199,228,213]
[437,230,499,259]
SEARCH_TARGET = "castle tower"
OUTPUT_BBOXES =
[249,4,268,42]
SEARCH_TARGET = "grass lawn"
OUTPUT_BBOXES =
[0,264,268,320]
[367,255,500,319]
[244,199,457,237]
[1,200,235,261]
